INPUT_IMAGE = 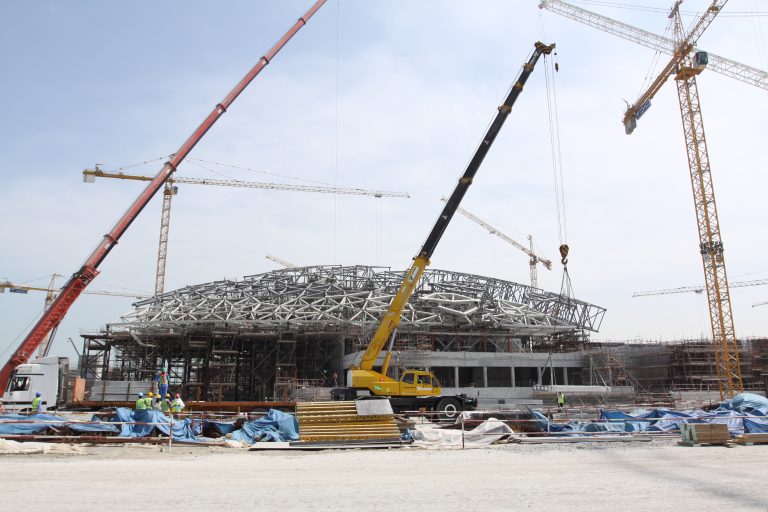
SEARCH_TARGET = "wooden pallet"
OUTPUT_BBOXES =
[295,401,401,443]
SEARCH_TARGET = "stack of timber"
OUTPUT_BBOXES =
[679,423,730,446]
[295,400,400,443]
[733,433,768,446]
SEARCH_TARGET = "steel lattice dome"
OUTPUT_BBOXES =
[115,265,604,336]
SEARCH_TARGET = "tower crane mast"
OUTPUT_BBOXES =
[441,198,552,288]
[540,0,746,397]
[0,0,328,397]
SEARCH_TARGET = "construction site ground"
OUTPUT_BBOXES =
[1,440,766,510]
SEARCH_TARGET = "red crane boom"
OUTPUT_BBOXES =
[0,0,327,396]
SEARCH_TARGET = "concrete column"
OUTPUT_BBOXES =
[482,367,488,388]
[511,366,516,388]
[454,366,460,388]
[563,367,568,386]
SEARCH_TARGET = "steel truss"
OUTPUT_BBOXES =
[82,266,604,401]
[118,265,605,334]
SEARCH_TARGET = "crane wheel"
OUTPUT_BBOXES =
[436,397,460,421]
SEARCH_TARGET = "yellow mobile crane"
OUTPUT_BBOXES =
[331,42,554,417]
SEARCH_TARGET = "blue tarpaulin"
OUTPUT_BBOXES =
[231,409,299,443]
[204,420,238,436]
[0,413,120,435]
[720,393,768,415]
[110,408,201,441]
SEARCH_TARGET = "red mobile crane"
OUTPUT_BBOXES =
[0,0,327,397]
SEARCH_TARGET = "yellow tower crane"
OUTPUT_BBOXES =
[539,0,757,398]
[83,166,409,296]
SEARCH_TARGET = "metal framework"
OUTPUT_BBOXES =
[538,0,767,91]
[116,265,605,334]
[634,278,768,297]
[79,266,604,401]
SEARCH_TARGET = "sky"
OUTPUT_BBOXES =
[1,0,766,365]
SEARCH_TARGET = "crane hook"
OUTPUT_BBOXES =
[559,244,569,266]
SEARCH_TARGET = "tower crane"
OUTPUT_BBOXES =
[440,197,552,288]
[0,0,328,398]
[83,167,407,296]
[540,0,750,398]
[634,278,768,297]
[265,254,298,268]
[1,275,149,358]
[538,0,767,91]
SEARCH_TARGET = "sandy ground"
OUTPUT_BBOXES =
[0,440,766,511]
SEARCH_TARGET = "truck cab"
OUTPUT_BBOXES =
[1,357,68,413]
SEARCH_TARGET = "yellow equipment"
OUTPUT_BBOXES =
[332,42,554,415]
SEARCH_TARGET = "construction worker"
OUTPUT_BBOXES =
[135,392,146,411]
[161,394,171,414]
[158,369,169,399]
[557,391,566,411]
[145,392,154,410]
[31,392,42,413]
[171,393,185,415]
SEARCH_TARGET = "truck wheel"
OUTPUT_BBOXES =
[436,397,460,421]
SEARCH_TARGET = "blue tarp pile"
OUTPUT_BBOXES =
[109,408,202,441]
[530,393,768,437]
[0,413,120,435]
[599,393,768,436]
[0,408,300,444]
[230,409,299,443]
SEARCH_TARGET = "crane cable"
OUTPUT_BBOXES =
[543,49,573,299]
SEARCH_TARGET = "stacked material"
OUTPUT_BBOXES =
[295,400,400,443]
[680,423,730,446]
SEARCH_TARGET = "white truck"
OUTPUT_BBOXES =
[1,356,70,413]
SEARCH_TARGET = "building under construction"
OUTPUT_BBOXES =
[80,265,605,402]
[80,264,767,405]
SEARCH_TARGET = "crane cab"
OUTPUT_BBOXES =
[675,51,709,81]
[347,368,442,398]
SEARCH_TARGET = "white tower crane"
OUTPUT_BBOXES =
[265,254,297,268]
[441,198,552,288]
[84,166,408,295]
[634,278,768,297]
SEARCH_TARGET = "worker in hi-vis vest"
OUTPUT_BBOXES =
[557,392,565,411]
[135,392,146,411]
[31,392,42,413]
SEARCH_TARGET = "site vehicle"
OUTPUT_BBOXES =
[331,42,555,417]
[1,356,294,413]
[2,357,70,412]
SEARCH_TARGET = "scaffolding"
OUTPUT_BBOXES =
[584,338,768,394]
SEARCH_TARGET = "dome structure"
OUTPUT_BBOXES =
[117,265,604,336]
